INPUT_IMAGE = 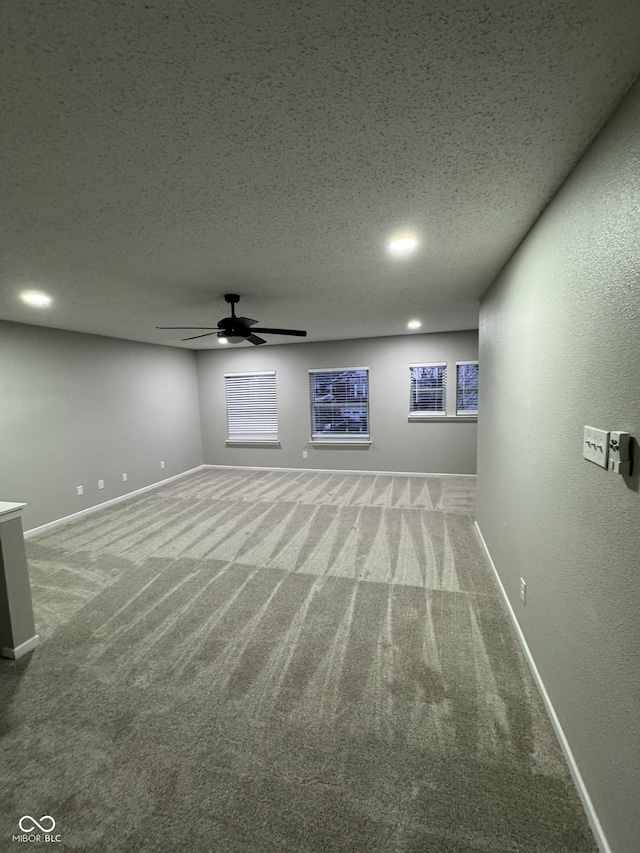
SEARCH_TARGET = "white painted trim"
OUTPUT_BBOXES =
[224,370,276,378]
[310,440,372,447]
[408,415,477,423]
[308,366,369,373]
[24,466,205,538]
[203,464,476,478]
[473,521,611,853]
[2,634,40,660]
[225,441,281,447]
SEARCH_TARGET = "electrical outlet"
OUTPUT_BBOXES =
[98,479,105,490]
[122,473,128,482]
[160,460,165,470]
[303,451,308,459]
[520,578,526,604]
[76,485,84,496]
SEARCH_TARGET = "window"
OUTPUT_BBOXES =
[309,368,369,440]
[409,363,447,416]
[224,371,278,443]
[456,361,479,415]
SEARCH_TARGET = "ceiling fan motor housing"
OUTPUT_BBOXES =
[218,317,248,337]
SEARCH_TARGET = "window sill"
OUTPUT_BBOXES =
[408,415,477,423]
[226,440,281,447]
[310,439,372,447]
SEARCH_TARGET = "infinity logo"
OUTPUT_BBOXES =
[18,815,56,833]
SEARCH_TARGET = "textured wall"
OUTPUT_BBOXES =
[476,83,640,852]
[0,322,203,529]
[197,332,478,475]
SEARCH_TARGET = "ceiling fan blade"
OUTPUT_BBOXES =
[180,332,219,341]
[250,327,307,337]
[247,334,267,345]
[157,326,217,330]
[237,317,258,326]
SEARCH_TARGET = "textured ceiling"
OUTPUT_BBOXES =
[2,0,640,348]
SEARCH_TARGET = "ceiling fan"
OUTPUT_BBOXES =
[157,293,308,346]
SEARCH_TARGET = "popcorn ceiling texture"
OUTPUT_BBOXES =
[2,0,640,345]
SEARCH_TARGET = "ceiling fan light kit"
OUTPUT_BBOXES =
[157,293,307,346]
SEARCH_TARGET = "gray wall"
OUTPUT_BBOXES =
[476,83,640,852]
[0,321,203,530]
[197,331,478,475]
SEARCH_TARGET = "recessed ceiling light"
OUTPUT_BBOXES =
[407,319,422,330]
[20,290,52,308]
[387,235,419,257]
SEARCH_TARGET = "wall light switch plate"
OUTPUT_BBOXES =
[583,426,609,468]
[76,485,84,496]
[520,578,526,604]
[98,479,105,490]
[160,461,165,470]
[122,473,128,482]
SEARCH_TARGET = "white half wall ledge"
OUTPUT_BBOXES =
[2,634,40,660]
[0,502,27,524]
[203,464,476,478]
[473,521,611,853]
[24,466,206,538]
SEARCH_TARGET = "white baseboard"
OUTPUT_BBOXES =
[24,466,205,538]
[2,634,40,660]
[203,464,476,478]
[22,464,472,539]
[473,521,610,853]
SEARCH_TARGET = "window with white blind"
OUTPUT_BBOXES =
[309,368,370,441]
[224,371,278,443]
[456,361,479,415]
[409,363,447,416]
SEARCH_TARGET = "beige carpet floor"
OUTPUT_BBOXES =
[0,468,597,852]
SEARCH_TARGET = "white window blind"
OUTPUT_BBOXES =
[309,368,369,439]
[410,363,447,415]
[224,371,278,442]
[456,361,479,415]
